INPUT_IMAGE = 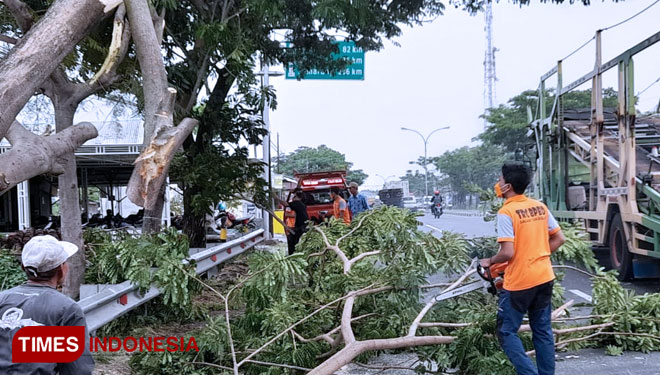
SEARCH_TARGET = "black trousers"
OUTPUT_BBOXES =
[287,226,306,255]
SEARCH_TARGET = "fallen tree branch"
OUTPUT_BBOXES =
[519,300,574,333]
[408,261,477,337]
[418,322,472,328]
[341,295,357,344]
[553,322,615,335]
[313,227,351,272]
[552,265,602,278]
[348,250,381,268]
[244,359,311,372]
[0,34,18,44]
[336,210,374,245]
[237,284,376,368]
[308,335,456,375]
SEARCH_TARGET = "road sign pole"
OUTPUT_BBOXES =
[262,65,272,240]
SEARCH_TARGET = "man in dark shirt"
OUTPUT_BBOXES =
[278,190,309,255]
[0,235,94,374]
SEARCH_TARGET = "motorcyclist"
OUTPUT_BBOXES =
[430,191,443,215]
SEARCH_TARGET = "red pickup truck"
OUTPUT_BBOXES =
[291,170,350,224]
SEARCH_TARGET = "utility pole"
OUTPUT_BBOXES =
[277,133,280,174]
[401,127,450,196]
[483,1,498,129]
[259,63,283,240]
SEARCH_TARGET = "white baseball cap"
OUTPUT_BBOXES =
[22,235,79,273]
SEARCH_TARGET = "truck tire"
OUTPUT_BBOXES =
[608,213,634,281]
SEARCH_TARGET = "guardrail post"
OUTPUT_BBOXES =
[206,266,219,278]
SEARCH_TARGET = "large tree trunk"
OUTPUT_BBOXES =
[123,0,174,234]
[183,186,206,248]
[0,0,113,139]
[142,184,165,234]
[53,102,85,299]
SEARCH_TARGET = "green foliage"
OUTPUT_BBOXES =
[84,228,201,309]
[400,168,443,196]
[275,145,368,185]
[0,250,26,291]
[434,144,507,207]
[605,345,624,356]
[551,221,600,272]
[591,272,660,353]
[128,208,655,374]
[465,183,501,221]
[479,88,619,154]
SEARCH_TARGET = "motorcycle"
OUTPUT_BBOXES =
[214,210,257,233]
[432,203,443,219]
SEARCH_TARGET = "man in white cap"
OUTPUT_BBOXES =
[0,235,94,374]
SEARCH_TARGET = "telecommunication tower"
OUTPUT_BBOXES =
[483,1,498,129]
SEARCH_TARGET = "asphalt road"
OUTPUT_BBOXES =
[343,210,660,374]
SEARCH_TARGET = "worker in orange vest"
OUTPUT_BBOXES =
[330,187,351,224]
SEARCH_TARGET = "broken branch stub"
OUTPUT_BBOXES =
[0,121,98,195]
[127,113,198,209]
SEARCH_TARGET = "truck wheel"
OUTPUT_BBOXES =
[608,213,634,281]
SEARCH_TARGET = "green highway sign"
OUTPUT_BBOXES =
[285,41,364,80]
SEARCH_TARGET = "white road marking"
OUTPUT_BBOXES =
[569,289,593,303]
[425,224,443,233]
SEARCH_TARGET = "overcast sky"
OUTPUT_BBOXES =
[268,0,660,191]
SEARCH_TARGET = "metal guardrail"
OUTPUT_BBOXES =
[78,229,265,333]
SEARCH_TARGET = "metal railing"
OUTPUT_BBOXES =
[78,229,265,332]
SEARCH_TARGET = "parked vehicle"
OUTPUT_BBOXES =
[291,170,350,224]
[378,188,404,208]
[214,209,257,233]
[530,30,660,280]
[402,196,417,211]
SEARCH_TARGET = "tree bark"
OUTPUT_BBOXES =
[51,101,85,299]
[0,0,115,139]
[124,0,175,234]
[0,121,98,195]
[123,0,168,141]
[183,186,206,248]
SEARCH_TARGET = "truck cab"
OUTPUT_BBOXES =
[292,171,350,224]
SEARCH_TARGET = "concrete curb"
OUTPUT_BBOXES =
[444,210,485,217]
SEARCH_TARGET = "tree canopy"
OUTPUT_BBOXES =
[276,145,368,185]
[479,88,619,153]
[144,0,446,245]
[433,143,506,205]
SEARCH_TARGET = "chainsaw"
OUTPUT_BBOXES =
[433,260,508,302]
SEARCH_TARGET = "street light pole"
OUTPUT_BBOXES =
[401,126,450,196]
[376,174,395,189]
[259,63,283,240]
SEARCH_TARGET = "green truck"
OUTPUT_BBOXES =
[530,29,660,280]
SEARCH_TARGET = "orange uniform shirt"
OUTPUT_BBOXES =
[497,195,561,291]
[333,197,351,224]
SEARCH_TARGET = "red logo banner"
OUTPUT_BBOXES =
[12,326,85,363]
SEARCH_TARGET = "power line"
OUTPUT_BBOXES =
[558,0,659,63]
[561,36,595,62]
[637,76,660,97]
[602,0,660,31]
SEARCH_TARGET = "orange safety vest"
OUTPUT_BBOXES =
[333,197,351,224]
[285,207,296,228]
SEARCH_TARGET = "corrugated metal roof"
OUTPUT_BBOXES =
[1,120,144,147]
